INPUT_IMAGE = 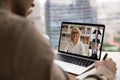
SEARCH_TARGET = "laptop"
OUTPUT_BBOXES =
[54,22,105,75]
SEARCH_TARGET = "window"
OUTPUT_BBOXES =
[30,0,120,51]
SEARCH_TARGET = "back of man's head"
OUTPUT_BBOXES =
[0,0,35,17]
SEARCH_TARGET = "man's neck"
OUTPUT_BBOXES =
[0,0,12,12]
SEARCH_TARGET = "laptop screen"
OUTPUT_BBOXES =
[58,22,105,60]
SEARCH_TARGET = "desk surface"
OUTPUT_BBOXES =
[66,52,120,80]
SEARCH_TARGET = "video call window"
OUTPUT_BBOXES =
[59,23,104,60]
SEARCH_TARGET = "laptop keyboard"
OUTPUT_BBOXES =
[56,54,94,67]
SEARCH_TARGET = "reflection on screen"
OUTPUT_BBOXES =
[59,23,104,60]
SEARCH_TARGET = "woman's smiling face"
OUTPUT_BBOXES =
[71,28,79,43]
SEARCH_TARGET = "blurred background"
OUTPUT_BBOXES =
[27,0,120,52]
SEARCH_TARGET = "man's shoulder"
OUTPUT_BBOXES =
[0,10,36,37]
[9,14,32,26]
[0,10,33,28]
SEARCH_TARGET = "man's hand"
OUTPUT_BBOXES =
[95,58,117,75]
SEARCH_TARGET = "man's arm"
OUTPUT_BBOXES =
[51,63,69,80]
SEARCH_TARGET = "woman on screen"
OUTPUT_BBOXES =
[64,27,86,56]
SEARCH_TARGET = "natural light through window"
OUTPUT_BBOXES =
[30,0,120,51]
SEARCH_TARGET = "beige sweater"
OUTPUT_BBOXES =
[0,6,114,80]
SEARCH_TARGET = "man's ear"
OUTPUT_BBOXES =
[26,7,33,16]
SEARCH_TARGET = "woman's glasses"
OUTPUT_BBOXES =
[72,32,79,34]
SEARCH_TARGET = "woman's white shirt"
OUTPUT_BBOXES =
[64,40,86,56]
